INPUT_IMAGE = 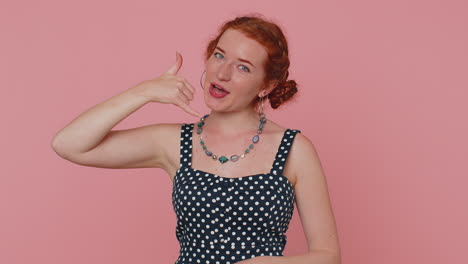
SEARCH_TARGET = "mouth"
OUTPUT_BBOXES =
[210,82,230,93]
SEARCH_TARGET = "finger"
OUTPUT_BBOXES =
[165,51,183,75]
[178,84,194,101]
[175,98,202,117]
[181,78,195,94]
[177,86,192,102]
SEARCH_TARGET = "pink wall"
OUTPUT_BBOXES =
[1,0,467,263]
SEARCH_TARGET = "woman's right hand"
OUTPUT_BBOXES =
[133,51,202,117]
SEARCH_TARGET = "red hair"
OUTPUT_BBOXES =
[204,14,298,110]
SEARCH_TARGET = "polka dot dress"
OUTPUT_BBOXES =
[172,123,302,264]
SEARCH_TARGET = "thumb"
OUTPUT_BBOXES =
[166,51,183,75]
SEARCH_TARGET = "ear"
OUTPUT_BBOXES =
[258,80,279,97]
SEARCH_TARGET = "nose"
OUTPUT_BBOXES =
[216,61,232,81]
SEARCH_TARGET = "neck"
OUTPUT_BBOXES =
[203,108,261,136]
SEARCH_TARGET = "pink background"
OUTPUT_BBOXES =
[1,0,467,263]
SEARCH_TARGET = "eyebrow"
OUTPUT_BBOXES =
[215,46,255,67]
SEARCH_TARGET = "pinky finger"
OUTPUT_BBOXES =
[174,97,201,117]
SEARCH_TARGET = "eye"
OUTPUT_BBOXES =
[239,65,250,72]
[214,52,224,59]
[213,52,250,72]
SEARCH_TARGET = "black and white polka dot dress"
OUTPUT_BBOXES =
[172,123,301,264]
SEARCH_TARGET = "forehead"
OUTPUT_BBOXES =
[217,29,268,65]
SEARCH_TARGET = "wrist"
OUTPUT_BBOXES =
[126,84,151,103]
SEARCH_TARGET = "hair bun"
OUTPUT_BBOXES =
[268,80,298,109]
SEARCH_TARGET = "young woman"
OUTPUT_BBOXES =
[52,15,341,264]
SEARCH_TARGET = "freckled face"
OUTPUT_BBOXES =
[204,28,269,111]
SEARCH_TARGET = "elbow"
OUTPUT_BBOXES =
[50,137,59,151]
[51,139,67,159]
[51,135,65,155]
[50,136,74,160]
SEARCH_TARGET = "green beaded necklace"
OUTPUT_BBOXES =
[196,113,267,164]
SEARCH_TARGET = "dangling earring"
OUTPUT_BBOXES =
[258,94,269,115]
[259,96,264,115]
[199,70,206,90]
[258,94,267,129]
[256,95,267,134]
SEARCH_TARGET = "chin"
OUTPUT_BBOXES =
[204,93,226,107]
[204,101,231,114]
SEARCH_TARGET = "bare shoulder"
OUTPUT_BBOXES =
[263,120,304,186]
[280,127,321,185]
[289,131,319,164]
[261,121,322,189]
[147,122,184,175]
[288,131,324,184]
[147,122,182,147]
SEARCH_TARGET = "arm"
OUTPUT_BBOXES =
[51,52,199,169]
[50,87,169,168]
[239,133,342,264]
[51,87,148,155]
[290,133,341,262]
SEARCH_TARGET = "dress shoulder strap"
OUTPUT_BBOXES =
[270,128,302,176]
[179,123,194,168]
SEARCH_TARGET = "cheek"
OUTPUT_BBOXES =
[236,84,262,99]
[241,79,263,94]
[206,57,221,69]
